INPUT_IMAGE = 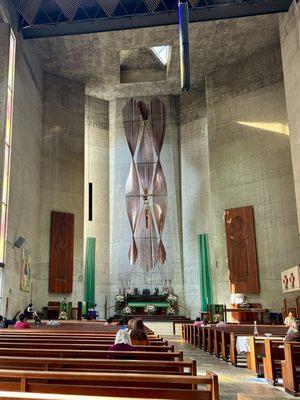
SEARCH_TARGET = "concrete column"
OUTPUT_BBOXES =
[36,72,85,308]
[280,0,300,233]
[84,96,109,318]
[180,88,213,318]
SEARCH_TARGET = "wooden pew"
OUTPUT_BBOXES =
[0,369,220,400]
[282,342,300,396]
[0,348,183,361]
[0,342,173,352]
[0,356,196,375]
[262,339,284,384]
[0,392,165,400]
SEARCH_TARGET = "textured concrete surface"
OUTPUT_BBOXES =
[35,73,85,308]
[206,47,300,310]
[31,14,280,99]
[280,0,300,233]
[84,96,109,318]
[180,88,213,318]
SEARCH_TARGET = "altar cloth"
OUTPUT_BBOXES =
[127,301,169,308]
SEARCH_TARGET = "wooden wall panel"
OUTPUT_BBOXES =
[49,211,74,293]
[224,206,260,294]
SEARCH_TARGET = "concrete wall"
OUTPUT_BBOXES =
[84,96,109,318]
[35,72,85,308]
[180,88,213,318]
[108,95,184,308]
[280,0,300,233]
[2,31,43,316]
[206,47,300,310]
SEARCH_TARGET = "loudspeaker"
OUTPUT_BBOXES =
[14,236,26,248]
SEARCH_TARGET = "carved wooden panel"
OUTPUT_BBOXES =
[224,206,260,294]
[49,211,74,293]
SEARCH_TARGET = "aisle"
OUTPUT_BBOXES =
[146,322,293,400]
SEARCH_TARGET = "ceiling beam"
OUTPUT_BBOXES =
[20,0,292,39]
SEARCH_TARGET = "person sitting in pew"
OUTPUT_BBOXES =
[130,318,150,345]
[108,329,135,358]
[127,317,135,333]
[14,313,30,329]
[46,317,60,326]
[216,316,228,328]
[284,311,295,327]
[193,317,203,327]
[117,317,130,330]
[284,318,300,342]
[104,316,114,326]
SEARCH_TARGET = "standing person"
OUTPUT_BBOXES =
[24,304,33,319]
[14,313,30,329]
[130,318,150,345]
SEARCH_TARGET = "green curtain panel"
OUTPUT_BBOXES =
[199,234,213,311]
[84,237,96,305]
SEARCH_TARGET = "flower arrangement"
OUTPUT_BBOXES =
[144,304,157,315]
[167,294,178,306]
[166,306,175,315]
[123,306,132,315]
[58,310,68,320]
[115,294,125,304]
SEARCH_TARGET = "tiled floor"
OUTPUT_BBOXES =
[146,322,293,400]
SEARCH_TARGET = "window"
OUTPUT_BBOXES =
[150,46,171,66]
[0,29,16,264]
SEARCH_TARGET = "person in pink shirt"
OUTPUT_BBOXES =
[14,313,30,329]
[193,317,203,327]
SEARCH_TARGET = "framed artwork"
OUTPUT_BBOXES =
[20,247,31,292]
[224,206,260,294]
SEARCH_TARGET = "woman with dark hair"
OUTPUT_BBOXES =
[130,318,149,345]
[14,313,30,329]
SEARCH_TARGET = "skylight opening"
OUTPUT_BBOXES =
[150,46,171,66]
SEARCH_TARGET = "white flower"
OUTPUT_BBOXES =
[123,306,132,314]
[144,304,157,314]
[167,306,175,315]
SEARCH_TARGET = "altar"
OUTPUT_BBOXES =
[126,294,170,315]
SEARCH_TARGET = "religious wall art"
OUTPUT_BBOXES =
[281,265,300,293]
[122,98,167,271]
[20,247,31,293]
[49,211,74,294]
[224,206,260,294]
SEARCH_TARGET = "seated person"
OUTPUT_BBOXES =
[14,313,30,329]
[202,317,209,326]
[33,314,42,327]
[284,319,300,342]
[118,317,130,330]
[216,316,227,328]
[108,330,135,358]
[46,317,59,326]
[105,317,114,326]
[193,317,203,327]
[127,317,135,333]
[130,318,150,345]
[284,311,295,327]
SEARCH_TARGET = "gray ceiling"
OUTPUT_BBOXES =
[32,13,280,99]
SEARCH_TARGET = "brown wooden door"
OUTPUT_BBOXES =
[49,211,74,293]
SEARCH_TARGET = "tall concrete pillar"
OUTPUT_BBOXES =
[36,72,85,308]
[280,0,300,233]
[84,96,109,318]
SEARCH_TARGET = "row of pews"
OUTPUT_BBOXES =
[182,322,300,396]
[0,322,220,400]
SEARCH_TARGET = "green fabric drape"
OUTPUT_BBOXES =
[199,234,213,311]
[84,237,96,305]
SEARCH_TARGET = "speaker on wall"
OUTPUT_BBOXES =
[13,236,26,248]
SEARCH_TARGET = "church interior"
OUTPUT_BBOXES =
[0,0,299,399]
